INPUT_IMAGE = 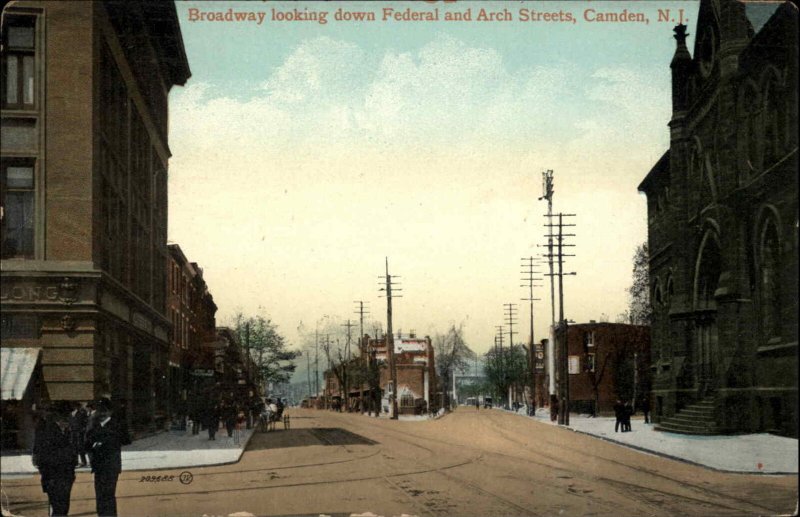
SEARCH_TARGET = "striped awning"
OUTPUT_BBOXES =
[1,347,42,400]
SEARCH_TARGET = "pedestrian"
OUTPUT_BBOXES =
[550,396,559,422]
[248,396,259,430]
[641,397,651,424]
[614,399,624,432]
[69,402,89,467]
[223,401,237,438]
[204,402,220,440]
[623,400,633,432]
[33,401,77,517]
[85,398,130,517]
[475,398,480,410]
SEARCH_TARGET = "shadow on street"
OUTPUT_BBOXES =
[246,428,378,451]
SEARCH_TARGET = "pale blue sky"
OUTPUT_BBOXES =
[167,1,700,358]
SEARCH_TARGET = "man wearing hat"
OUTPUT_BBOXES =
[85,398,130,517]
[32,401,77,516]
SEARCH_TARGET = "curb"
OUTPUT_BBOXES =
[490,407,798,476]
[552,420,798,476]
[0,427,259,477]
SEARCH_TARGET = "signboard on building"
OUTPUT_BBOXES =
[395,338,426,353]
[534,343,545,372]
[568,356,580,375]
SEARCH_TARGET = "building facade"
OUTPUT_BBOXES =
[565,322,650,415]
[324,333,437,415]
[166,244,217,426]
[1,1,190,434]
[638,0,798,436]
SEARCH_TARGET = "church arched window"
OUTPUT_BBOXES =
[739,82,763,174]
[759,220,781,341]
[761,69,784,167]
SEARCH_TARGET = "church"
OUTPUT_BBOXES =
[638,0,797,436]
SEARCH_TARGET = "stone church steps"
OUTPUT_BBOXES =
[655,397,722,435]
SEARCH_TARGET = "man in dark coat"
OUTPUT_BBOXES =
[69,402,89,467]
[85,398,130,517]
[640,397,651,424]
[222,401,237,438]
[204,402,220,440]
[613,399,624,432]
[33,401,77,516]
[622,400,633,432]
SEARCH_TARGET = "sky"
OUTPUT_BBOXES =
[167,0,701,368]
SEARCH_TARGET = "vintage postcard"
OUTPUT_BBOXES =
[0,0,797,516]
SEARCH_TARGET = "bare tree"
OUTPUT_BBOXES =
[434,323,475,410]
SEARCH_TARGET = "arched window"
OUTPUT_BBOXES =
[739,82,762,174]
[762,70,784,167]
[653,283,664,309]
[694,231,721,393]
[759,220,781,341]
[665,274,674,308]
[696,235,721,310]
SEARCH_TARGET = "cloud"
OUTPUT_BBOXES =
[170,35,671,169]
[167,34,663,354]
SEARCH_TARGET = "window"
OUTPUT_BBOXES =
[759,221,781,341]
[583,331,594,349]
[1,160,35,258]
[1,16,37,110]
[586,353,596,373]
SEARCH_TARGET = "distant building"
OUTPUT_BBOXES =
[324,333,437,415]
[638,0,797,435]
[565,322,650,415]
[166,244,217,426]
[1,1,190,435]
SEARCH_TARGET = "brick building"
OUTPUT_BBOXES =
[638,0,797,435]
[564,323,650,415]
[166,244,217,425]
[0,1,190,434]
[325,334,437,415]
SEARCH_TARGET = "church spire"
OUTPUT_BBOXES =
[671,24,693,114]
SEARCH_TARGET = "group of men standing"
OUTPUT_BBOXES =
[32,398,129,516]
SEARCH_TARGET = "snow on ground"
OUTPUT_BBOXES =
[1,427,255,476]
[507,406,798,474]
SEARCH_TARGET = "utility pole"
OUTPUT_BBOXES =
[322,335,332,409]
[354,301,370,412]
[353,301,370,354]
[539,170,556,328]
[495,325,504,406]
[504,303,518,406]
[314,329,320,401]
[306,350,312,400]
[521,257,542,415]
[538,170,556,418]
[341,319,356,410]
[544,212,577,425]
[379,258,401,419]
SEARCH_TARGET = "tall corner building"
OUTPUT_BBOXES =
[1,1,190,435]
[639,0,797,436]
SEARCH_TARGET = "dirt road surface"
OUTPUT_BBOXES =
[3,408,797,517]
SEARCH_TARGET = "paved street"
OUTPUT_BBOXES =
[2,408,797,517]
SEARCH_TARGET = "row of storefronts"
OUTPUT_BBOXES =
[0,1,259,448]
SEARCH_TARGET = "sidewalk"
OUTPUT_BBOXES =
[509,406,798,474]
[1,426,256,476]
